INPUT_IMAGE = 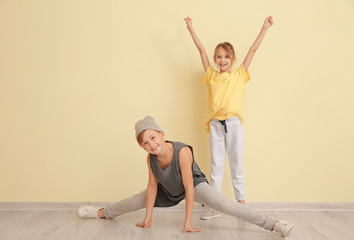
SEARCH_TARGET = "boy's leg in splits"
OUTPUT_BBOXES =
[77,186,178,219]
[77,190,146,219]
[195,182,275,230]
[104,190,147,218]
[194,182,294,237]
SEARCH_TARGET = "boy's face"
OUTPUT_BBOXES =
[214,47,233,73]
[139,129,165,154]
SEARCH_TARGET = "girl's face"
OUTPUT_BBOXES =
[214,47,233,73]
[140,129,165,154]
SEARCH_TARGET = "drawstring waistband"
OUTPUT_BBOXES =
[219,120,228,133]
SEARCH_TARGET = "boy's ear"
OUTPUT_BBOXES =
[160,132,165,138]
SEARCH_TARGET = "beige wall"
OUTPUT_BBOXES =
[1,0,354,202]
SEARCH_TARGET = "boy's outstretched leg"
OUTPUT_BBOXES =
[194,182,294,237]
[77,190,147,219]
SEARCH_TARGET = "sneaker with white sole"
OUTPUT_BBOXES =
[200,208,221,220]
[273,220,294,237]
[77,205,102,219]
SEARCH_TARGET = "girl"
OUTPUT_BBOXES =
[184,16,273,218]
[77,116,293,237]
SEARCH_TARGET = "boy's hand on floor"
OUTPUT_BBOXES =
[136,217,152,229]
[182,224,201,234]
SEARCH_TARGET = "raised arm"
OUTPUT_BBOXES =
[179,147,201,234]
[243,16,274,71]
[184,17,210,72]
[136,154,158,229]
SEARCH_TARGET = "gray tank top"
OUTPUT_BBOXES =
[149,141,208,207]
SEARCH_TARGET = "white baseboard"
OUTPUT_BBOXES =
[244,202,354,211]
[1,202,354,212]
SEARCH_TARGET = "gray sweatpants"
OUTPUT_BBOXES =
[104,182,275,231]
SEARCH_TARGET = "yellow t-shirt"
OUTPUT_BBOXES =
[203,64,250,132]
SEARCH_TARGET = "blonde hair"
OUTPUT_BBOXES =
[213,42,236,62]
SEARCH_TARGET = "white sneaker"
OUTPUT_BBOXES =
[200,208,221,220]
[77,205,101,219]
[273,220,294,237]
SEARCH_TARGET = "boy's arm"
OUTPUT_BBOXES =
[243,16,274,71]
[184,17,210,72]
[179,147,201,234]
[136,154,158,228]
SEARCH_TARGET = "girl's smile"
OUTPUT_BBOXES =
[214,47,234,73]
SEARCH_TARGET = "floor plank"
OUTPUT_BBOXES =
[1,210,354,240]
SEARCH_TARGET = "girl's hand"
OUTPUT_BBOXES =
[184,17,193,28]
[264,16,274,28]
[136,216,152,229]
[182,223,201,234]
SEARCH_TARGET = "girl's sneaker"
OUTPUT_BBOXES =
[77,205,101,219]
[200,208,221,220]
[273,220,294,237]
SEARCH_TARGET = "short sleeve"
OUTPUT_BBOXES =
[236,64,250,83]
[203,66,215,85]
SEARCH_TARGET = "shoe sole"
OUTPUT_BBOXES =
[282,224,294,237]
[200,214,221,220]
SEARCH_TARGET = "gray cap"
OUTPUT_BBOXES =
[135,116,163,141]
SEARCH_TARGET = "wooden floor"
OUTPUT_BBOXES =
[1,209,354,240]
